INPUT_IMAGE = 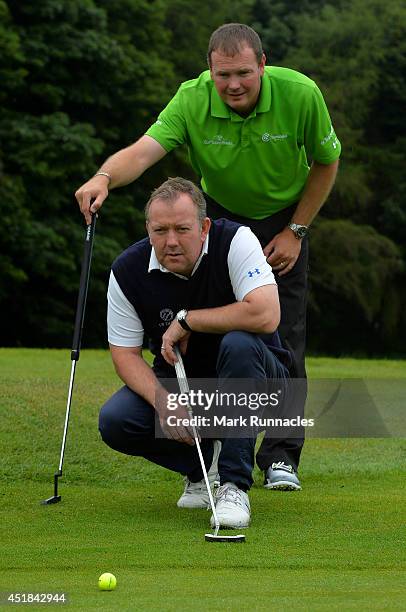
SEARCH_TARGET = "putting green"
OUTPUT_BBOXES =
[0,349,405,610]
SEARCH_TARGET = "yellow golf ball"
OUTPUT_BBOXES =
[98,572,117,591]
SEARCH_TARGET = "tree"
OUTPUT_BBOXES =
[1,0,405,354]
[0,0,175,346]
[308,220,404,354]
[252,0,406,354]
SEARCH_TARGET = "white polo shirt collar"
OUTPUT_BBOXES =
[148,234,209,280]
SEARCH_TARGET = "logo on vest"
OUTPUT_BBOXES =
[159,308,174,328]
[160,309,174,322]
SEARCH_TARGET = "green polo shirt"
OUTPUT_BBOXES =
[146,66,341,219]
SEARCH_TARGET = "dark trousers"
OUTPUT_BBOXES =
[99,331,288,491]
[205,195,307,472]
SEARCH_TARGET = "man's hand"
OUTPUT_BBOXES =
[75,175,110,225]
[74,136,168,225]
[264,227,302,277]
[155,387,195,445]
[110,345,195,445]
[160,320,191,366]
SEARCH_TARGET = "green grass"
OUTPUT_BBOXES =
[0,349,405,610]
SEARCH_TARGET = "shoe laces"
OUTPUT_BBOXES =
[216,483,245,508]
[271,461,293,473]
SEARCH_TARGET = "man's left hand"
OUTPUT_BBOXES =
[264,227,302,276]
[161,321,191,365]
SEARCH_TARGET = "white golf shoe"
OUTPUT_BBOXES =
[210,482,251,529]
[177,440,221,509]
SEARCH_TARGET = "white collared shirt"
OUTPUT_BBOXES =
[107,226,275,346]
[148,233,209,278]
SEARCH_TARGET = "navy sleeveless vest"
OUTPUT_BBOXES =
[112,219,290,376]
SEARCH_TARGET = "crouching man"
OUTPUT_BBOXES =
[99,177,290,530]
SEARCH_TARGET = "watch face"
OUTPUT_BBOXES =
[289,223,308,239]
[297,226,307,238]
[176,309,191,331]
[177,309,186,320]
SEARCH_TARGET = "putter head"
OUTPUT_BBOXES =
[41,495,61,505]
[41,472,62,505]
[205,533,246,543]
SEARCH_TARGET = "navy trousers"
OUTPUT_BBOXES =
[206,195,307,471]
[99,331,288,491]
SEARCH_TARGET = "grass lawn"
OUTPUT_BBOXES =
[0,349,405,610]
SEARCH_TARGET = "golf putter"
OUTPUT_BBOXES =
[42,213,97,505]
[173,347,245,543]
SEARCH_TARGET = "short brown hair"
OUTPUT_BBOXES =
[145,177,207,225]
[207,23,263,65]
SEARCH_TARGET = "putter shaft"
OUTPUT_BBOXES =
[173,348,220,535]
[42,214,97,505]
[58,360,77,472]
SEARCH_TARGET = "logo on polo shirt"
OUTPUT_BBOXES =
[321,126,339,150]
[262,133,288,142]
[203,134,234,146]
[248,268,261,278]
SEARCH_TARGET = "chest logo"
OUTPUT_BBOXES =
[203,134,234,146]
[160,309,174,322]
[262,133,288,142]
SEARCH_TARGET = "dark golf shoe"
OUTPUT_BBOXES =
[264,461,301,491]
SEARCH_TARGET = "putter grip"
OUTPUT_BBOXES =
[71,214,97,361]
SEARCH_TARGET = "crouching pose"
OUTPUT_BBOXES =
[99,177,290,529]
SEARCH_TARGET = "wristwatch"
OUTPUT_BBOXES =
[176,309,192,331]
[288,223,309,239]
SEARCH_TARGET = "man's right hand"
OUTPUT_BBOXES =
[75,174,110,225]
[156,387,196,446]
[74,136,168,224]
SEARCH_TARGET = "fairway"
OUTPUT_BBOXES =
[1,349,405,610]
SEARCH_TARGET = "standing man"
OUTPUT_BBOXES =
[76,23,341,491]
[99,177,289,529]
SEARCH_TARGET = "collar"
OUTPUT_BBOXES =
[148,233,209,279]
[210,71,271,121]
[256,70,271,113]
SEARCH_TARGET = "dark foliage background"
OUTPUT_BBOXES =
[0,0,404,355]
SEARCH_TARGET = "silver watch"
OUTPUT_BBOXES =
[288,223,308,239]
[176,309,192,331]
